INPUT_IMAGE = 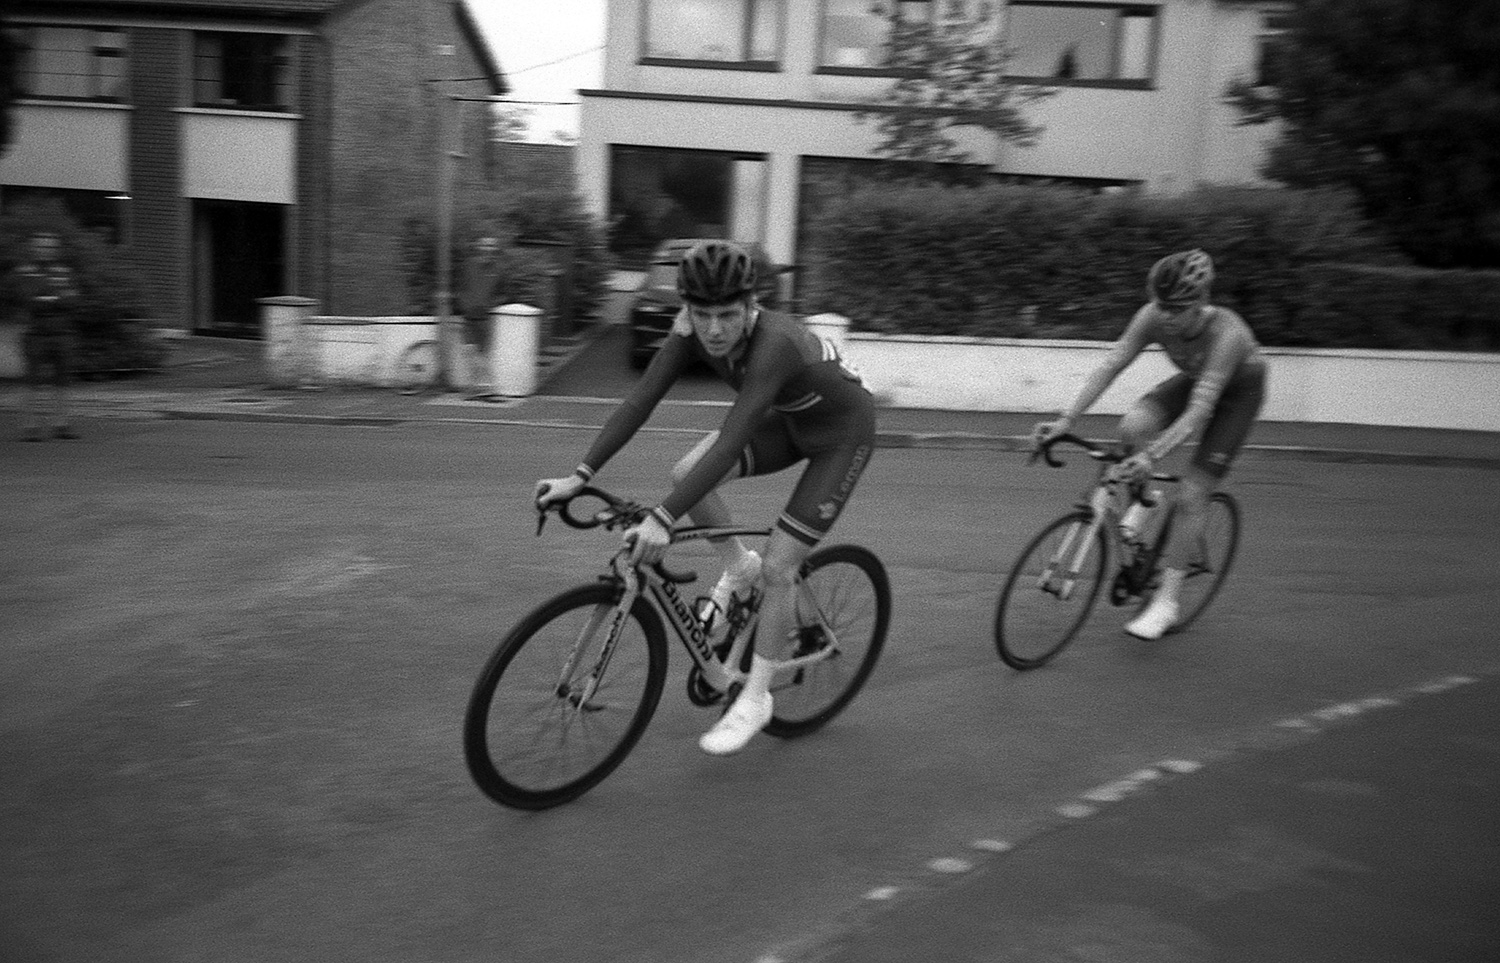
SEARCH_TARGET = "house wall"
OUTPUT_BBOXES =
[322,0,502,317]
[581,0,1280,264]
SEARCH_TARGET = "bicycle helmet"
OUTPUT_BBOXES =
[677,240,758,306]
[1147,249,1214,306]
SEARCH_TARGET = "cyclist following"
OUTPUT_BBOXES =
[1032,249,1266,640]
[535,240,877,755]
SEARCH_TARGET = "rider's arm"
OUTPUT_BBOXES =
[1142,319,1256,462]
[650,336,793,527]
[1055,308,1152,427]
[573,333,690,481]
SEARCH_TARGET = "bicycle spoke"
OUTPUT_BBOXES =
[1169,493,1241,633]
[464,585,666,809]
[765,546,889,737]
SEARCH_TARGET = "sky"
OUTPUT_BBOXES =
[468,0,607,142]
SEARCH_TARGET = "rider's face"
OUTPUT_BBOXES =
[1153,297,1206,336]
[687,300,753,356]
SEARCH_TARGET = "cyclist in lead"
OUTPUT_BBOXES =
[1032,249,1266,640]
[535,240,877,755]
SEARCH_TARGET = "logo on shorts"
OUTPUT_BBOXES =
[817,501,838,520]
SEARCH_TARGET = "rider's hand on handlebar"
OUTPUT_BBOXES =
[623,513,671,568]
[1108,452,1154,486]
[1031,418,1072,452]
[535,473,586,510]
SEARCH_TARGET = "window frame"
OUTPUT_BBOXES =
[6,24,128,103]
[191,30,293,112]
[638,0,785,71]
[1000,1,1161,90]
[814,0,949,77]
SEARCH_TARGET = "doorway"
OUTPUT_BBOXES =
[192,199,286,336]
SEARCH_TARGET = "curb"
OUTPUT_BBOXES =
[7,393,1499,469]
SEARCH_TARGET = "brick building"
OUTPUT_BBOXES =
[1,0,506,335]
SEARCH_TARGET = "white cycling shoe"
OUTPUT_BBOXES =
[699,690,773,756]
[1125,596,1179,640]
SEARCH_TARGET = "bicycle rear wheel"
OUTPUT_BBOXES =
[765,545,890,738]
[1159,491,1241,633]
[464,583,667,810]
[995,511,1108,670]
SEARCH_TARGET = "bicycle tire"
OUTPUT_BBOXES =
[764,544,891,738]
[394,339,440,394]
[463,583,667,810]
[994,511,1108,670]
[1155,491,1241,633]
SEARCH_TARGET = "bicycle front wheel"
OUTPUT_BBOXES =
[1160,492,1241,633]
[463,583,667,810]
[995,511,1108,670]
[765,545,891,738]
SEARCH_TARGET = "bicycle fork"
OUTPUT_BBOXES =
[557,557,641,711]
[1039,496,1108,601]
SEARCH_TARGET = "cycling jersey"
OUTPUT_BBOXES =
[579,308,875,543]
[1103,303,1267,466]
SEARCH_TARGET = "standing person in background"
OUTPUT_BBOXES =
[1032,249,1267,640]
[13,231,81,441]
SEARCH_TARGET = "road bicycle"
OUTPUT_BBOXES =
[994,433,1241,670]
[463,485,891,810]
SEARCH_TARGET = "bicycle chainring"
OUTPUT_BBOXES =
[685,666,724,707]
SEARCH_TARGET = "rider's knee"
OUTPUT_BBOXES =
[1117,406,1160,451]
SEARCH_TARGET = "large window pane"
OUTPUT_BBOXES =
[1004,3,1156,82]
[644,0,783,63]
[9,26,127,100]
[194,32,290,110]
[609,146,773,266]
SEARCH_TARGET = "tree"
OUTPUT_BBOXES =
[854,11,1056,167]
[491,102,534,143]
[1225,0,1500,268]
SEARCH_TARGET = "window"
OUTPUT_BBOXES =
[194,32,290,110]
[642,0,783,65]
[6,26,127,101]
[1254,8,1293,88]
[820,0,1002,71]
[1003,2,1157,84]
[608,145,767,265]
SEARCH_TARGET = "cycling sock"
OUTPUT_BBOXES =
[743,654,776,701]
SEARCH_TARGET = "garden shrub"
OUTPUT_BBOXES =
[799,182,1500,351]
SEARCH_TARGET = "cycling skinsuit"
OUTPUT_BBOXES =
[578,309,876,545]
[1115,304,1267,478]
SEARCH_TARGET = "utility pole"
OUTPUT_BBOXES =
[436,88,457,389]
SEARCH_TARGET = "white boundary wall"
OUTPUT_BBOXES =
[841,332,1500,431]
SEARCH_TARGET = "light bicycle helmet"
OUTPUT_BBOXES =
[1147,249,1215,306]
[677,240,758,306]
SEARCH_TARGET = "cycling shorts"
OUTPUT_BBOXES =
[733,403,876,546]
[1139,366,1266,479]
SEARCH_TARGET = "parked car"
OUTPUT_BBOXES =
[628,238,785,369]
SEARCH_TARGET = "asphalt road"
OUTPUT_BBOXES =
[2,415,1497,963]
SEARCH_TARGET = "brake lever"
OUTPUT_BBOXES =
[535,508,548,536]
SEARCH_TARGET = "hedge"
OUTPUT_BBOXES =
[801,182,1499,351]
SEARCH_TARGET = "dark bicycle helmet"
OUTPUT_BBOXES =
[1147,249,1215,306]
[677,240,758,306]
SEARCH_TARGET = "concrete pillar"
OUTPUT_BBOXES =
[491,303,542,397]
[259,296,319,387]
